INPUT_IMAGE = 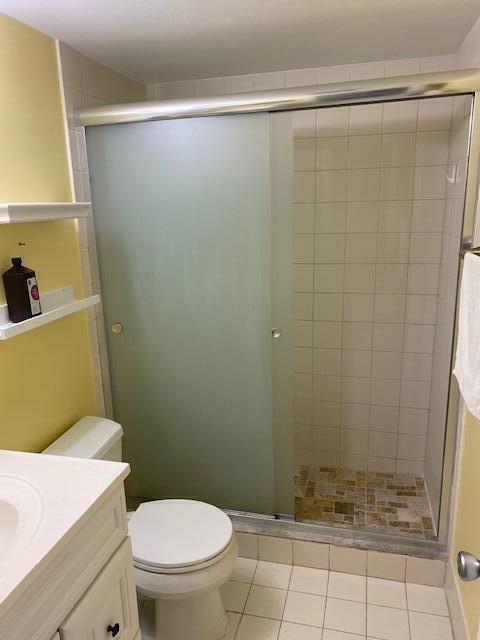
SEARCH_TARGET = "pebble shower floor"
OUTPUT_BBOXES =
[295,466,436,540]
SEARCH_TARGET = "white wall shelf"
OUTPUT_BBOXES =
[0,202,91,224]
[0,285,100,340]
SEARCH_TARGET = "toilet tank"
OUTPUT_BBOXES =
[42,416,123,461]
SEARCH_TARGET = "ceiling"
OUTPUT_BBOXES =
[0,0,479,83]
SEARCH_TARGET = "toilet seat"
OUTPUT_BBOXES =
[134,537,237,574]
[128,499,233,574]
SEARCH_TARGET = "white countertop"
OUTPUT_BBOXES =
[0,449,129,615]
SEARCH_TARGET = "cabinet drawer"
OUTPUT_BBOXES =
[59,538,139,640]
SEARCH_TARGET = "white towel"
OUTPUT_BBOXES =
[453,252,480,418]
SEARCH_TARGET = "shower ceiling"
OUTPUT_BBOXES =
[0,0,479,82]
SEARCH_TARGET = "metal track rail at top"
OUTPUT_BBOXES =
[76,69,480,127]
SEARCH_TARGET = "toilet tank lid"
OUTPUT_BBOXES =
[43,416,123,459]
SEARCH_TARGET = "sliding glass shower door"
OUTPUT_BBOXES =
[86,114,293,514]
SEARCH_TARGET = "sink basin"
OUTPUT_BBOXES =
[0,476,43,571]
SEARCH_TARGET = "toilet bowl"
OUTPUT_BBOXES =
[43,417,237,640]
[129,498,238,640]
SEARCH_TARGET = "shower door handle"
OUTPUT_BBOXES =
[272,327,283,339]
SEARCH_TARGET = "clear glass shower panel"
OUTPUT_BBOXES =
[86,115,282,513]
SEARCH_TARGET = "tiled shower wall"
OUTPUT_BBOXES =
[146,56,456,99]
[291,97,454,477]
[57,43,145,417]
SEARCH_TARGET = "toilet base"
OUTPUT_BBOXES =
[154,587,228,640]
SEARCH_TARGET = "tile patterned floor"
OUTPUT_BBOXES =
[295,466,436,540]
[217,557,453,640]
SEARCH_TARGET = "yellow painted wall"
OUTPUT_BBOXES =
[452,410,480,638]
[0,13,95,451]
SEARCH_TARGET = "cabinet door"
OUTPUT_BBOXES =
[59,538,139,640]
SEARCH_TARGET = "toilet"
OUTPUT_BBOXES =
[43,416,238,640]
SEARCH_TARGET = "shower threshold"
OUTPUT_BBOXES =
[126,468,443,560]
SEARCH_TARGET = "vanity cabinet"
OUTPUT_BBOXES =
[1,484,140,640]
[59,539,138,640]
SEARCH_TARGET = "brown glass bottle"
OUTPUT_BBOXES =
[2,257,42,323]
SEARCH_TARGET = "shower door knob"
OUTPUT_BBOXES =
[111,323,123,334]
[272,327,283,339]
[458,551,480,581]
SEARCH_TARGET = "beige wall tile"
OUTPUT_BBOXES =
[223,74,255,94]
[254,71,285,90]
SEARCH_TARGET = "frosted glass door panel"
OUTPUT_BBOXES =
[86,115,274,513]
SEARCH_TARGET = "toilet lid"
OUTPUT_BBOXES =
[128,499,233,569]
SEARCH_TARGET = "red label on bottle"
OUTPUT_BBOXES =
[27,277,41,315]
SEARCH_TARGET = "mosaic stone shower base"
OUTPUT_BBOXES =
[295,466,436,540]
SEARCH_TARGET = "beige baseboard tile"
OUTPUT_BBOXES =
[235,533,446,585]
[445,560,469,640]
[235,533,259,559]
[330,545,367,575]
[293,539,330,569]
[367,550,407,581]
[258,534,293,564]
[406,555,446,586]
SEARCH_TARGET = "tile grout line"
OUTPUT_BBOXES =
[233,559,258,640]
[276,563,294,636]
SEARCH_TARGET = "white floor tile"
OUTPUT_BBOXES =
[236,614,281,640]
[137,595,154,640]
[367,577,407,609]
[144,565,455,640]
[278,620,323,639]
[231,557,258,583]
[406,583,449,616]
[289,566,329,595]
[245,585,287,620]
[324,597,366,635]
[323,630,365,640]
[409,611,453,640]
[254,561,293,589]
[283,591,326,628]
[367,604,409,640]
[223,612,241,639]
[220,580,250,613]
[328,571,367,602]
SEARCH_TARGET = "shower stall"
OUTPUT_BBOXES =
[79,70,480,555]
